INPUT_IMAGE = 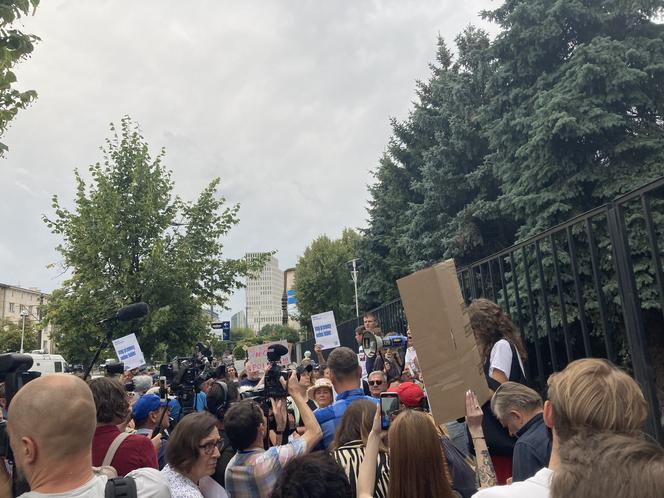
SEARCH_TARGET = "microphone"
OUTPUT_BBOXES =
[98,302,149,324]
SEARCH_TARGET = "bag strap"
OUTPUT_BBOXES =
[102,432,131,468]
[105,476,137,498]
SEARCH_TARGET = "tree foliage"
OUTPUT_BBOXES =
[0,318,37,353]
[258,324,300,343]
[43,117,267,363]
[359,1,664,310]
[0,0,39,155]
[294,229,361,329]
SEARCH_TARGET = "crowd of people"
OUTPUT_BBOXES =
[0,299,662,498]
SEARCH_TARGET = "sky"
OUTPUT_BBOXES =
[0,0,498,320]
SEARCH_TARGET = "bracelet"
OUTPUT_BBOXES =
[472,436,485,440]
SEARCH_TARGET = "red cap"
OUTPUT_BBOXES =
[388,382,424,408]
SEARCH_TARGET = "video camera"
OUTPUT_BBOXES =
[159,343,214,416]
[103,360,125,376]
[0,353,42,460]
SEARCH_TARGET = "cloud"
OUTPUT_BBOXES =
[0,0,499,317]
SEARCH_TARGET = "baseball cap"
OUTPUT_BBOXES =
[132,394,169,423]
[388,382,424,408]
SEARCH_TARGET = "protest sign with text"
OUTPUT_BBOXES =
[246,341,291,370]
[112,333,146,371]
[311,311,341,350]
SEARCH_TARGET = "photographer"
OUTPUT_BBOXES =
[88,377,158,476]
[224,370,323,498]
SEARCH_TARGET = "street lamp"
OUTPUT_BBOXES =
[20,308,29,354]
[346,258,361,318]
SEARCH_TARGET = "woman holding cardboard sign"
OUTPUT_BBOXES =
[468,298,528,485]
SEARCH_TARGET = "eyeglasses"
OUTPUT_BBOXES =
[368,380,385,386]
[198,439,224,455]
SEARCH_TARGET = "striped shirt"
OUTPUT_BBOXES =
[224,438,307,498]
[332,440,390,498]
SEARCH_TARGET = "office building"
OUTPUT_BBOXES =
[245,253,284,333]
[0,283,55,353]
[231,310,247,330]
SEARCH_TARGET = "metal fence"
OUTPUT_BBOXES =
[296,177,664,444]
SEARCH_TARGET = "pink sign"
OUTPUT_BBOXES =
[246,341,291,370]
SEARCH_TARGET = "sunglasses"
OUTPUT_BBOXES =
[198,438,224,455]
[368,380,385,386]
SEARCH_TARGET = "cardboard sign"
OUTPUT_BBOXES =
[246,341,291,370]
[397,259,491,425]
[112,333,146,371]
[311,311,341,350]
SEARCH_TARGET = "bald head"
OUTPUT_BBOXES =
[8,374,97,461]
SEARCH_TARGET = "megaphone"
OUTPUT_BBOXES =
[362,331,408,358]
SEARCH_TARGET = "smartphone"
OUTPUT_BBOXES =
[380,392,400,430]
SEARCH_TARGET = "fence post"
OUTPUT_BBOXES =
[607,204,664,444]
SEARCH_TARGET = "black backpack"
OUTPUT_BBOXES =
[105,477,137,498]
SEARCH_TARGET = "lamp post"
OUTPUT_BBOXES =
[347,258,360,318]
[20,308,29,354]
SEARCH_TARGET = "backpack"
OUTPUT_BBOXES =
[105,477,137,498]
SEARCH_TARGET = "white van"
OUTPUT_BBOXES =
[27,352,68,375]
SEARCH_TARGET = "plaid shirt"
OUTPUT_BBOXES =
[224,438,307,498]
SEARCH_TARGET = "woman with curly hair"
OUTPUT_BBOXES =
[467,298,528,484]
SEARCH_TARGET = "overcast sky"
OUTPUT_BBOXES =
[0,0,498,320]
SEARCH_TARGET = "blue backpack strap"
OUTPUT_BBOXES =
[105,477,137,498]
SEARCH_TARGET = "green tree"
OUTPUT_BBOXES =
[258,324,299,343]
[294,229,361,329]
[43,117,267,363]
[0,0,40,155]
[0,318,38,353]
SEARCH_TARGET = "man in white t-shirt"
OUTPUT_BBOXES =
[403,327,421,381]
[355,325,368,382]
[1,374,169,498]
[471,358,649,498]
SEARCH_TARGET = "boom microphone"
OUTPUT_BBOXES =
[98,302,149,324]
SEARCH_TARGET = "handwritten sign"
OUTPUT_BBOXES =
[112,333,146,371]
[246,341,290,370]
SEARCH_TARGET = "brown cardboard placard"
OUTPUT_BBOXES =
[397,259,491,425]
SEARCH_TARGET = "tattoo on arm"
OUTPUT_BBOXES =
[477,449,497,488]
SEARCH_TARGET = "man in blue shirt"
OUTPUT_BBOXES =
[314,346,378,449]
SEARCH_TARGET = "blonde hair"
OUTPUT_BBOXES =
[388,410,455,498]
[491,381,543,420]
[547,358,647,443]
[551,431,664,498]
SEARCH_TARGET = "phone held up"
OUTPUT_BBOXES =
[380,392,399,430]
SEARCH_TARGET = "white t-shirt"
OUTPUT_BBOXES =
[358,345,368,382]
[471,467,552,498]
[404,346,419,376]
[489,339,525,379]
[19,468,171,498]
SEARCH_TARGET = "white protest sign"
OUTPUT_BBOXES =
[112,333,146,371]
[246,341,290,370]
[311,311,341,350]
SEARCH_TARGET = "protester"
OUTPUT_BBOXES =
[403,327,421,381]
[240,362,261,388]
[550,432,664,498]
[313,343,326,367]
[490,382,551,481]
[88,376,158,476]
[133,375,155,396]
[226,366,239,383]
[269,452,352,498]
[307,378,334,409]
[471,358,648,497]
[388,382,477,498]
[132,393,173,470]
[355,326,368,382]
[162,411,227,498]
[314,346,378,449]
[467,298,528,484]
[358,405,457,498]
[224,371,323,498]
[331,399,389,498]
[367,371,388,398]
[1,374,170,498]
[206,380,241,488]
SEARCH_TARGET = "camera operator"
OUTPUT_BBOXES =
[0,374,169,498]
[224,371,323,498]
[206,380,240,488]
[88,377,158,476]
